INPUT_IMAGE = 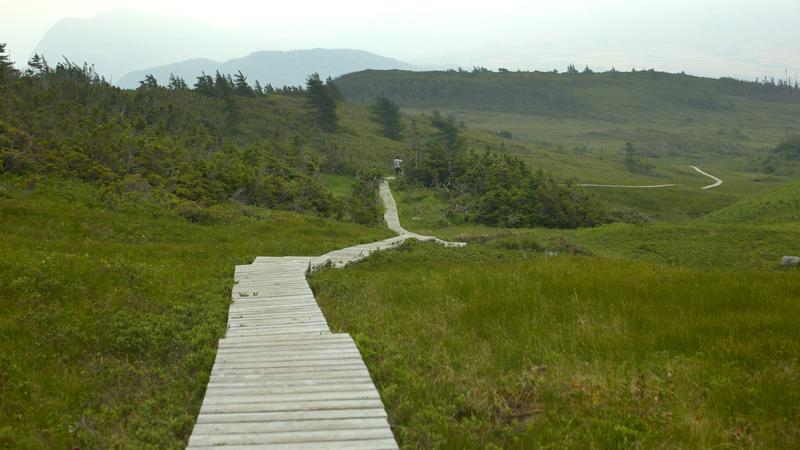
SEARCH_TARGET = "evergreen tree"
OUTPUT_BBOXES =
[0,43,19,83]
[138,74,159,90]
[214,71,230,96]
[582,65,594,74]
[223,96,240,131]
[305,73,338,132]
[369,96,404,140]
[430,110,463,153]
[26,53,49,76]
[325,76,344,101]
[254,80,264,95]
[194,72,215,96]
[234,71,254,97]
[623,142,654,175]
[167,73,188,90]
[566,64,579,74]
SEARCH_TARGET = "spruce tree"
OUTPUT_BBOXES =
[26,53,49,76]
[369,95,404,140]
[214,71,230,96]
[430,110,463,153]
[305,73,338,132]
[168,73,188,90]
[325,76,344,101]
[0,43,19,83]
[138,74,159,90]
[194,72,215,96]
[234,71,254,97]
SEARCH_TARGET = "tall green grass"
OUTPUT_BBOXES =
[0,175,391,449]
[310,242,800,449]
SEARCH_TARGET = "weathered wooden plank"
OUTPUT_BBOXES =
[214,347,360,357]
[187,437,399,450]
[225,324,331,334]
[191,418,391,435]
[207,370,372,384]
[227,311,326,320]
[195,408,387,424]
[230,297,318,305]
[227,305,321,314]
[206,379,375,390]
[202,383,378,398]
[228,310,324,318]
[199,390,380,406]
[216,333,343,345]
[212,352,363,365]
[217,338,353,348]
[209,365,370,378]
[211,358,367,371]
[187,428,395,446]
[197,398,388,415]
[227,318,329,328]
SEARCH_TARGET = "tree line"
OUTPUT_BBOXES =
[0,44,376,224]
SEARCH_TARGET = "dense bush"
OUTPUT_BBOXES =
[403,112,608,228]
[762,134,800,174]
[443,151,608,228]
[0,57,354,219]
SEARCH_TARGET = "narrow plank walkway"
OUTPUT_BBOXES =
[187,179,463,449]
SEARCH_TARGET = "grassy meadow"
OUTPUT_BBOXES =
[0,175,391,449]
[310,241,800,449]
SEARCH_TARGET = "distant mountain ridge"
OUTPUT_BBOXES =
[118,49,416,89]
[32,10,416,86]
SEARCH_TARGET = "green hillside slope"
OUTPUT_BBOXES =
[310,242,800,449]
[705,181,800,224]
[337,69,800,220]
[337,69,800,123]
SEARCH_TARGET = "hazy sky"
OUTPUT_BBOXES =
[3,0,799,79]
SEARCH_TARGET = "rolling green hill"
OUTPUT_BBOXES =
[336,69,800,122]
[705,181,800,224]
[337,69,800,221]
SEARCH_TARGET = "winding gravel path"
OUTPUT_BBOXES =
[577,165,723,190]
[576,183,676,188]
[689,165,723,189]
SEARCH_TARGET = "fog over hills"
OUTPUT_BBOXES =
[118,49,416,89]
[26,5,798,86]
[31,10,258,82]
[31,9,414,86]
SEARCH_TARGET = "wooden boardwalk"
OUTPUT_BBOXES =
[187,179,463,449]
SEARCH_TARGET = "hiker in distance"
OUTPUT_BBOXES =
[393,156,403,176]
